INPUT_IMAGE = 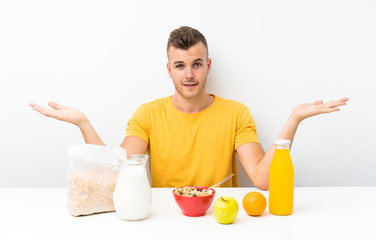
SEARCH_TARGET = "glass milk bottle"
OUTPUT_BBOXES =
[269,139,294,215]
[107,154,152,221]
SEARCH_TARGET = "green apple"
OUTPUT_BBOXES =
[213,196,239,224]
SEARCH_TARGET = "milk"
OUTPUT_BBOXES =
[112,155,151,221]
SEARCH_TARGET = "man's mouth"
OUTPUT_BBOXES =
[183,83,198,87]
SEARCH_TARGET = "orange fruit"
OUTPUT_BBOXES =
[242,191,267,216]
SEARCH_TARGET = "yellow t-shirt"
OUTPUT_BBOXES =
[126,95,259,187]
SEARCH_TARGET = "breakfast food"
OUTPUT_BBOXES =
[242,191,267,216]
[67,144,125,217]
[67,170,117,216]
[174,187,213,197]
[213,196,239,224]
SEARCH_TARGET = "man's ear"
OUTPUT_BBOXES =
[167,62,172,78]
[207,58,212,74]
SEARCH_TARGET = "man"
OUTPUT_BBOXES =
[30,26,348,190]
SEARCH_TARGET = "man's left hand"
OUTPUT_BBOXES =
[291,97,349,123]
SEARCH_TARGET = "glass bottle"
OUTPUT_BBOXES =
[106,154,152,221]
[269,139,294,215]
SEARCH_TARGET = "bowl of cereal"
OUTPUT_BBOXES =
[173,186,216,217]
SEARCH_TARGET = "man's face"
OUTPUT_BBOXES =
[167,42,211,100]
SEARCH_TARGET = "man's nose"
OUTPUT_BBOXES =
[185,67,194,79]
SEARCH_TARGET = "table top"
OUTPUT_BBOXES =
[1,187,375,240]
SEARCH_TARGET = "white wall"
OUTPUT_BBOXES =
[1,0,375,187]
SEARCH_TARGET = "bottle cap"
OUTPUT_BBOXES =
[275,139,291,146]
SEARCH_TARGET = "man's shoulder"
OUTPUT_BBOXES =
[138,96,170,111]
[214,95,248,110]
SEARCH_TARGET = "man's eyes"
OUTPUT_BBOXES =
[175,63,202,68]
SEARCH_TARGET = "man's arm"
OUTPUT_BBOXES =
[30,102,149,153]
[120,136,148,154]
[237,98,348,191]
[29,102,105,145]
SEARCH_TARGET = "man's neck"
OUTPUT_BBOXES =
[171,94,215,114]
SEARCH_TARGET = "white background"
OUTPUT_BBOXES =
[1,0,375,187]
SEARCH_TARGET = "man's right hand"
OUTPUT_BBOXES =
[29,102,87,127]
[29,101,105,145]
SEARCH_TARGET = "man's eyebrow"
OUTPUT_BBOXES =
[173,61,184,65]
[173,58,204,65]
[193,58,204,62]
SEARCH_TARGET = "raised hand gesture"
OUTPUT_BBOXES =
[29,102,87,127]
[291,98,349,123]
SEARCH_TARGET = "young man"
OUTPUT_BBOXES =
[30,26,348,190]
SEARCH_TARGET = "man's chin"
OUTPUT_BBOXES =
[180,91,202,100]
[174,87,206,100]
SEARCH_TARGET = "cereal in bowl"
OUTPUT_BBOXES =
[174,187,213,197]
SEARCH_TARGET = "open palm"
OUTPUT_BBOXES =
[292,98,349,122]
[29,102,86,127]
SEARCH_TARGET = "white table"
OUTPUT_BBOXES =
[1,187,375,240]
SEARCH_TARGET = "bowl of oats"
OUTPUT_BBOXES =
[172,186,216,217]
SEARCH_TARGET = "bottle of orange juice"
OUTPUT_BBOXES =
[269,139,294,215]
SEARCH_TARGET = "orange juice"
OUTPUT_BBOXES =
[268,139,294,215]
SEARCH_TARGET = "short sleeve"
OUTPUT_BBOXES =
[234,106,260,150]
[126,104,150,145]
